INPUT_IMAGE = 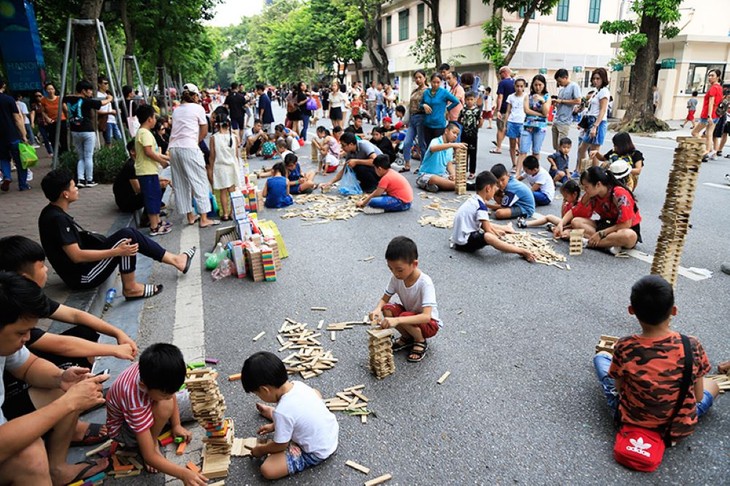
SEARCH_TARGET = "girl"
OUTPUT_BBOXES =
[263,162,293,209]
[209,111,240,221]
[520,179,589,232]
[401,70,428,172]
[519,75,551,175]
[312,126,335,174]
[319,127,341,174]
[576,68,610,170]
[328,80,348,129]
[503,78,527,173]
[591,131,644,190]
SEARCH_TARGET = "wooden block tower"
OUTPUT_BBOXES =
[454,147,467,195]
[367,328,395,379]
[650,137,704,286]
[569,229,584,256]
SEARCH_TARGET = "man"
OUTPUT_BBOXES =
[552,69,582,152]
[365,81,377,121]
[439,63,452,89]
[691,69,723,160]
[225,82,246,143]
[321,132,382,193]
[652,86,661,114]
[491,66,515,155]
[344,114,368,139]
[97,76,122,147]
[256,83,275,133]
[244,120,268,157]
[0,78,28,192]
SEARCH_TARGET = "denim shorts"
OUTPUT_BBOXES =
[506,122,523,139]
[138,174,162,215]
[699,117,719,125]
[519,127,546,155]
[285,443,325,474]
[579,119,607,146]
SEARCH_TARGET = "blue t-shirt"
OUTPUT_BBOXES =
[258,92,275,124]
[420,136,452,176]
[548,151,570,171]
[497,78,515,113]
[421,88,460,129]
[265,176,293,208]
[502,176,535,217]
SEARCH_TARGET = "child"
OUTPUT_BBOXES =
[504,78,527,171]
[547,137,571,184]
[261,133,277,160]
[520,179,586,230]
[483,86,494,129]
[135,105,171,236]
[593,275,719,447]
[106,343,207,485]
[451,171,535,262]
[322,127,341,174]
[591,132,644,190]
[263,162,293,209]
[355,154,413,214]
[371,127,396,162]
[680,91,698,129]
[520,155,554,207]
[209,112,241,221]
[369,236,441,362]
[285,153,317,194]
[487,163,535,220]
[241,351,338,479]
[459,91,483,180]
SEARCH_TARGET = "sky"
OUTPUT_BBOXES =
[207,0,264,27]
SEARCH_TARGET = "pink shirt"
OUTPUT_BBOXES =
[168,103,207,149]
[447,84,465,121]
[106,363,154,438]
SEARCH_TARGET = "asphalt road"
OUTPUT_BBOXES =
[115,112,729,485]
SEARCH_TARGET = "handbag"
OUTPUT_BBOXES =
[18,142,38,169]
[613,334,693,472]
[127,100,140,137]
[72,220,107,250]
[338,166,362,195]
[578,115,593,130]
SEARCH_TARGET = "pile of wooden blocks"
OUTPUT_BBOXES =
[595,335,619,354]
[281,193,362,222]
[261,246,276,281]
[454,147,467,195]
[368,328,395,379]
[569,229,584,256]
[706,373,730,394]
[244,241,281,282]
[109,450,144,479]
[502,232,567,267]
[278,319,337,379]
[185,368,233,479]
[324,385,371,423]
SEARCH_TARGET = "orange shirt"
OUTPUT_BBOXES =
[40,96,65,122]
[377,169,413,203]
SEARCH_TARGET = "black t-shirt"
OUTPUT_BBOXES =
[62,95,102,132]
[0,93,20,143]
[297,92,309,116]
[603,149,644,167]
[226,92,246,119]
[38,204,84,285]
[373,138,396,162]
[113,158,141,211]
[344,125,364,135]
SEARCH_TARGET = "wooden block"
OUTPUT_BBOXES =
[228,373,241,381]
[253,331,266,341]
[437,371,451,384]
[331,331,336,341]
[318,319,324,330]
[311,306,328,311]
[346,460,371,474]
[361,414,368,424]
[209,482,226,486]
[127,457,143,470]
[112,455,134,472]
[364,473,393,486]
[344,384,365,392]
[176,441,187,455]
[85,439,113,457]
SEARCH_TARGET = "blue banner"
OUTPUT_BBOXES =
[0,0,46,91]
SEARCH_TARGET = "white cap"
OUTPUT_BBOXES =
[182,83,200,94]
[609,160,632,179]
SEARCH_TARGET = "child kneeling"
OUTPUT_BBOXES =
[356,155,413,214]
[241,352,338,479]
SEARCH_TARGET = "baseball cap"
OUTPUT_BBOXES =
[183,83,200,94]
[383,117,392,123]
[394,121,404,130]
[609,160,631,179]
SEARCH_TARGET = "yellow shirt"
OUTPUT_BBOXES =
[134,127,161,176]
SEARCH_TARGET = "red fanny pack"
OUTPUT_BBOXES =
[613,425,665,472]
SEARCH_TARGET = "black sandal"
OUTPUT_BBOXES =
[124,284,163,301]
[391,337,413,352]
[407,341,428,362]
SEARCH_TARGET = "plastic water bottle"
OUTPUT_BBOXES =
[104,288,116,311]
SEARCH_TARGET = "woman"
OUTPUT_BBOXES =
[519,74,551,169]
[591,132,644,191]
[297,81,311,141]
[577,68,610,169]
[286,84,303,136]
[384,84,397,119]
[40,82,67,154]
[328,80,348,130]
[401,70,428,172]
[31,91,53,156]
[421,73,461,147]
[553,166,641,253]
[168,83,219,227]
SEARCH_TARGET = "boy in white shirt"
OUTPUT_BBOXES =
[504,78,527,171]
[520,155,555,207]
[242,352,338,480]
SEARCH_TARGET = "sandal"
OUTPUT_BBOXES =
[124,284,163,301]
[489,149,502,154]
[66,459,108,484]
[71,423,108,447]
[182,247,197,274]
[399,166,411,173]
[407,341,428,362]
[187,215,200,226]
[391,337,413,352]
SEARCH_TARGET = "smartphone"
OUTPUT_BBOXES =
[94,368,110,377]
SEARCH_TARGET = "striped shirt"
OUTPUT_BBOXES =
[106,363,153,438]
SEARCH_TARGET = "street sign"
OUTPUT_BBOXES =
[539,68,548,75]
[661,58,676,69]
[573,66,583,73]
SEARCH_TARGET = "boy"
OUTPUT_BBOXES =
[459,91,483,180]
[416,122,467,193]
[284,153,317,194]
[113,140,145,215]
[680,91,698,129]
[487,163,535,220]
[241,351,338,479]
[370,127,396,162]
[261,133,277,160]
[594,275,719,443]
[369,236,441,362]
[483,86,494,129]
[106,343,207,486]
[520,155,555,207]
[356,154,413,214]
[547,137,571,184]
[135,105,171,236]
[450,171,535,262]
[345,114,367,139]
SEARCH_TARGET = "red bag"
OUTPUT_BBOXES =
[613,425,665,472]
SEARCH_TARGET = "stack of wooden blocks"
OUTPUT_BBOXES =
[454,147,467,195]
[324,384,371,424]
[261,246,276,281]
[243,240,281,282]
[595,335,619,354]
[185,368,233,480]
[368,328,395,379]
[651,137,704,286]
[569,229,584,256]
[277,320,337,379]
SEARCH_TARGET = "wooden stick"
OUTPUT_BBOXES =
[331,331,336,341]
[311,306,328,311]
[252,331,266,341]
[186,461,200,473]
[85,439,113,457]
[437,371,451,384]
[317,319,324,329]
[176,441,187,455]
[228,373,241,381]
[364,473,392,486]
[345,460,370,474]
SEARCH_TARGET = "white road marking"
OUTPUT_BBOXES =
[625,249,711,282]
[703,182,730,191]
[173,225,205,362]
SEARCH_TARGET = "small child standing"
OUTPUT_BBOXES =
[356,154,413,213]
[680,91,698,129]
[241,351,338,480]
[547,137,571,185]
[459,91,483,180]
[369,236,441,362]
[263,162,293,209]
[482,86,494,129]
[209,112,241,221]
[520,155,555,207]
[135,105,171,236]
[261,133,277,160]
[504,78,527,171]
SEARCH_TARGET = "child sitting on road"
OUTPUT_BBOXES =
[371,127,397,162]
[356,155,413,214]
[284,153,317,194]
[241,351,338,480]
[369,236,441,362]
[263,162,293,209]
[261,133,277,160]
[520,155,554,207]
[323,127,342,174]
[520,179,582,230]
[547,137,571,184]
[487,163,535,220]
[451,171,535,262]
[106,343,206,485]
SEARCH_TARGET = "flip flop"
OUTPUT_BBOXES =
[489,149,502,154]
[124,284,163,301]
[71,422,108,447]
[67,459,107,484]
[200,220,221,228]
[182,247,197,274]
[399,167,410,173]
[187,216,200,226]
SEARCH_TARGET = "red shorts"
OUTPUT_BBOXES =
[325,164,338,173]
[686,110,695,122]
[382,303,439,338]
[482,110,493,120]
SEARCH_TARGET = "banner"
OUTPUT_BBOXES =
[0,0,46,91]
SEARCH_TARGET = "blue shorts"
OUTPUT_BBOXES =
[549,168,568,184]
[285,443,325,475]
[231,117,245,130]
[506,122,523,139]
[533,190,551,206]
[519,127,547,155]
[579,119,607,146]
[138,174,162,215]
[699,117,719,125]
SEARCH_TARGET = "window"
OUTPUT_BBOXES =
[686,64,726,94]
[399,9,409,41]
[519,6,536,19]
[588,0,601,24]
[556,0,569,22]
[417,4,425,34]
[385,15,392,44]
[457,0,468,27]
[584,71,591,88]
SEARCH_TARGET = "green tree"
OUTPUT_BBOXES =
[421,1,443,68]
[600,0,681,132]
[355,0,390,83]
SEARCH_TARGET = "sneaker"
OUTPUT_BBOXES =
[150,224,172,236]
[516,217,527,229]
[363,206,385,214]
[701,155,709,163]
[709,151,717,160]
[77,179,87,188]
[570,170,580,179]
[609,246,623,255]
[0,179,9,192]
[424,183,439,193]
[546,222,555,232]
[19,184,31,191]
[467,173,476,181]
[725,174,730,185]
[85,180,98,187]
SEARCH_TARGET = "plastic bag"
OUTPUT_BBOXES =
[339,166,362,195]
[305,97,317,111]
[18,142,38,169]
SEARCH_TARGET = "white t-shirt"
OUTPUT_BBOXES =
[0,346,30,424]
[385,272,441,327]
[507,93,526,124]
[96,91,117,124]
[484,94,494,112]
[16,101,30,124]
[329,90,346,109]
[525,167,555,201]
[273,381,339,459]
[366,87,377,102]
[168,103,207,149]
[451,194,489,246]
[587,87,610,117]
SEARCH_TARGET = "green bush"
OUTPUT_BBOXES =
[57,141,128,184]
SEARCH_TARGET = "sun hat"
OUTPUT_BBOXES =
[182,83,200,94]
[609,160,632,179]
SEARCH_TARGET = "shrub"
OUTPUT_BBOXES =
[57,140,128,184]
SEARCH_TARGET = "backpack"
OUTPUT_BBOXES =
[716,99,729,118]
[286,95,297,113]
[66,98,84,128]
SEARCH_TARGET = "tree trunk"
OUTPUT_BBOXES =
[359,0,390,84]
[75,0,104,89]
[502,1,539,67]
[119,0,135,86]
[428,0,442,67]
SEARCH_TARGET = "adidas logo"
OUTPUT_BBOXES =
[626,437,652,457]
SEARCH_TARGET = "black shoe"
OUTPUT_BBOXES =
[77,179,87,188]
[85,180,98,187]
